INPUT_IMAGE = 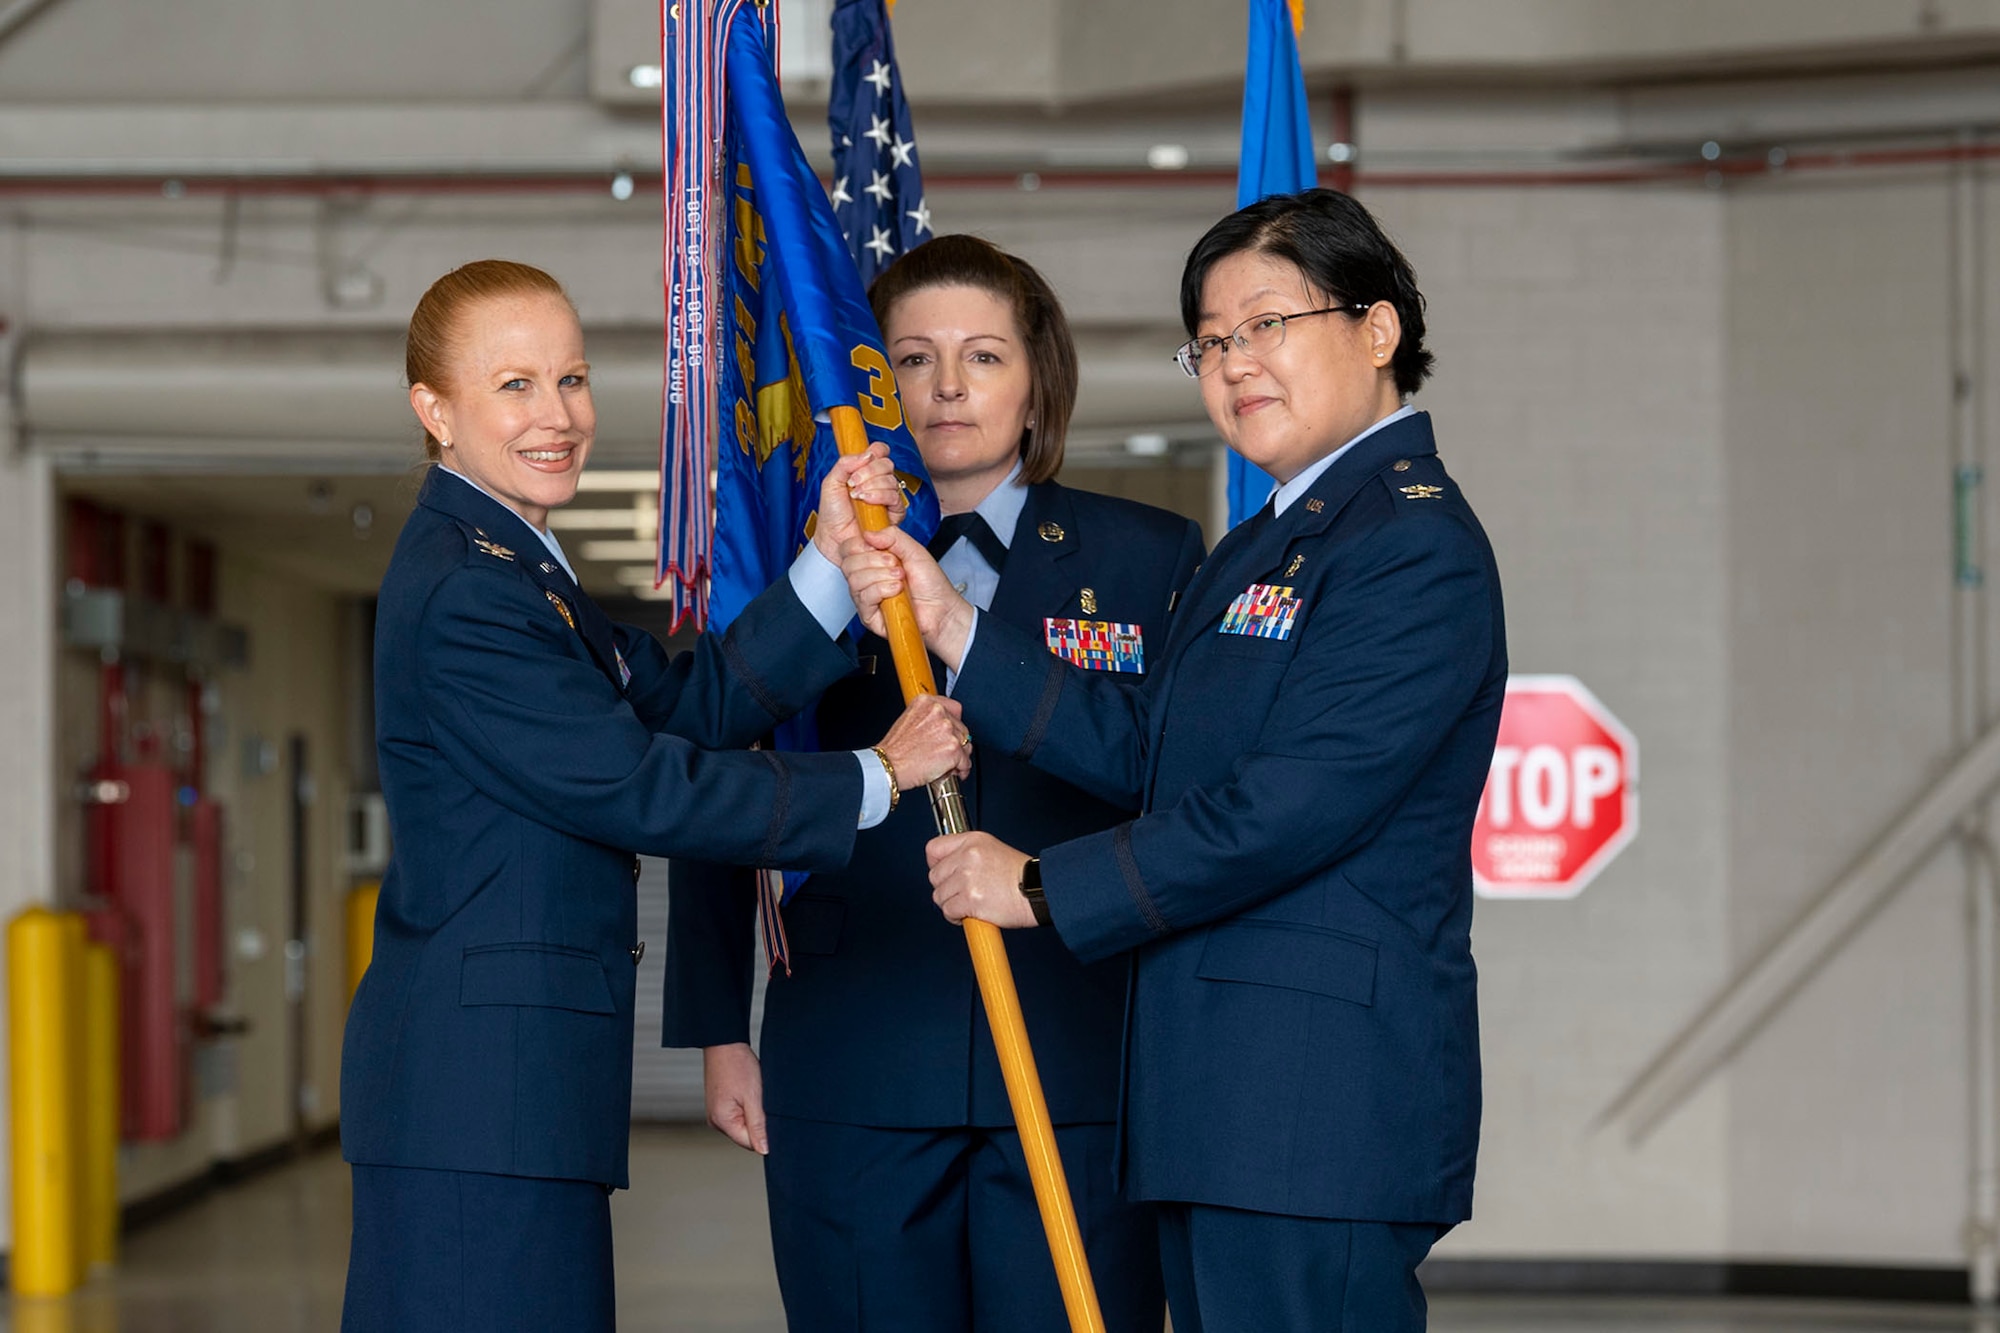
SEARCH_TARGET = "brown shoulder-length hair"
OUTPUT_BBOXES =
[406,259,575,461]
[867,235,1077,484]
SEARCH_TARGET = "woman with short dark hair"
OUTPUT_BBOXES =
[846,190,1506,1332]
[665,234,1203,1332]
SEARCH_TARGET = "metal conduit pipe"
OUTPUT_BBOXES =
[1953,124,1997,1308]
[1967,829,2000,1308]
[5,135,2000,199]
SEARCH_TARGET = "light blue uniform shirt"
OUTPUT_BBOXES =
[1269,404,1418,517]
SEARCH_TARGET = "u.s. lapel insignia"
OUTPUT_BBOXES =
[1305,498,1325,514]
[1080,587,1098,615]
[539,561,557,575]
[474,537,515,561]
[1283,553,1305,579]
[1399,484,1445,501]
[1038,521,1065,543]
[544,589,577,631]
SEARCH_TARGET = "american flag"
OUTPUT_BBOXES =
[827,0,929,285]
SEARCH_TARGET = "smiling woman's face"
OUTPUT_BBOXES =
[883,283,1033,513]
[1194,249,1401,486]
[410,291,595,530]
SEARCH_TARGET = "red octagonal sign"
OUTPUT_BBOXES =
[1473,675,1638,899]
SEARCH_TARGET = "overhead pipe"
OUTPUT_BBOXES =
[5,136,2000,199]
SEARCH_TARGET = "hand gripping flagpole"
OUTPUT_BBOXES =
[832,406,1107,1333]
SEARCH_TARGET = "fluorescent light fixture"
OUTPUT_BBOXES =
[1146,144,1190,171]
[574,471,660,492]
[611,171,635,202]
[1124,432,1170,457]
[614,566,663,586]
[548,505,659,533]
[628,64,664,89]
[1327,141,1357,164]
[581,540,658,563]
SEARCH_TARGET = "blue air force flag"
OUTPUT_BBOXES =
[1228,0,1319,529]
[708,7,939,633]
[661,0,938,636]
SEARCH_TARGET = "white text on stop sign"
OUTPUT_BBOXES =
[1485,745,1621,830]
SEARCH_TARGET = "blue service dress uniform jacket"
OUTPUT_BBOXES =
[341,466,866,1192]
[663,481,1203,1127]
[951,412,1506,1225]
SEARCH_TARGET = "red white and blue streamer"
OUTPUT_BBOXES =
[658,0,779,632]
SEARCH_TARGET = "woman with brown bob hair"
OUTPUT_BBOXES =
[338,259,970,1331]
[665,235,1205,1332]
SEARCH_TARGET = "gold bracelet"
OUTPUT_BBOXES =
[872,746,899,814]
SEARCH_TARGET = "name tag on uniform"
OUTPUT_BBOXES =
[1046,618,1145,673]
[1220,584,1302,640]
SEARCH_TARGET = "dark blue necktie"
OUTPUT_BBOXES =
[928,511,1009,571]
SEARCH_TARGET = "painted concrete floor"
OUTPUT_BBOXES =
[6,1126,1989,1332]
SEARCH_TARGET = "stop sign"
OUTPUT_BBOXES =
[1472,675,1637,899]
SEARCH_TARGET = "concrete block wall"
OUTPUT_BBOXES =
[1367,185,1735,1258]
[1718,174,1991,1264]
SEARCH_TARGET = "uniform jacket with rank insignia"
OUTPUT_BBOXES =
[341,467,866,1190]
[664,482,1204,1129]
[950,411,1505,1223]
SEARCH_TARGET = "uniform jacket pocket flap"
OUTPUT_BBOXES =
[460,944,616,1013]
[1195,921,1377,1006]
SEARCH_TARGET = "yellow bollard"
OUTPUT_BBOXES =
[347,881,380,1004]
[79,938,120,1269]
[9,908,84,1296]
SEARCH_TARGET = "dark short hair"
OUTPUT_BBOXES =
[868,234,1077,484]
[1180,188,1434,396]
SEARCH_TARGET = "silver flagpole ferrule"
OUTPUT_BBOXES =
[927,775,969,836]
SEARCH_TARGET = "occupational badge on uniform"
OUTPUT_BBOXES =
[614,645,633,689]
[544,589,577,632]
[1220,583,1302,640]
[474,537,516,561]
[1045,618,1144,673]
[1283,554,1305,579]
[1399,484,1445,501]
[1079,587,1098,615]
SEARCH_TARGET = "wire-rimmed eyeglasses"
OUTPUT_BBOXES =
[1173,304,1372,378]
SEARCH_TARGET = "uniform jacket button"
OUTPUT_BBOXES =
[630,941,646,964]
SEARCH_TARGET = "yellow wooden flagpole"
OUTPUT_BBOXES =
[831,405,1107,1333]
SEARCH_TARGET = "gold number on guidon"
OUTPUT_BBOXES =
[850,344,904,430]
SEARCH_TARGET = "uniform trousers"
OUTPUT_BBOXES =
[1157,1202,1444,1333]
[342,1162,615,1333]
[763,1115,1163,1333]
